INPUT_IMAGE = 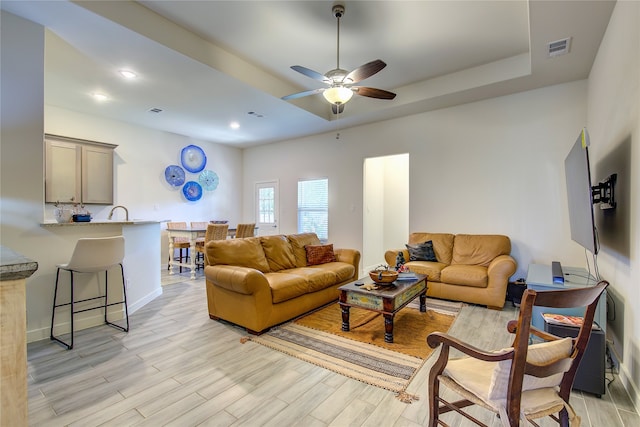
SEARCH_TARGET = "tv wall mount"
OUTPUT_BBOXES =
[592,173,616,210]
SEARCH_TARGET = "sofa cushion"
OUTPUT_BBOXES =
[206,237,270,273]
[404,261,447,282]
[288,233,322,267]
[409,233,455,265]
[441,264,488,288]
[283,267,338,293]
[261,235,296,271]
[310,262,355,282]
[406,240,437,262]
[306,244,337,265]
[452,234,511,267]
[266,272,310,303]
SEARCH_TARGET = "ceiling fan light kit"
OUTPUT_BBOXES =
[323,86,353,104]
[282,3,396,111]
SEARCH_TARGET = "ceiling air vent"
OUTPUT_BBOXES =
[548,37,571,57]
[148,107,163,113]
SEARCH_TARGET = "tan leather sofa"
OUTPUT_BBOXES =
[385,233,516,310]
[204,233,360,334]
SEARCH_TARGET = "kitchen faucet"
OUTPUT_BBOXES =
[108,205,129,221]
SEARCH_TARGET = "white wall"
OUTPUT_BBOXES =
[1,11,245,342]
[44,105,244,264]
[587,0,640,409]
[244,80,589,281]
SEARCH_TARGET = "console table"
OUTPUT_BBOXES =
[526,263,606,396]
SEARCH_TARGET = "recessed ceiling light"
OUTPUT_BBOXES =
[230,121,240,129]
[91,92,109,102]
[119,69,137,79]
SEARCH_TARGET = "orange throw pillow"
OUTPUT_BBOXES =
[305,244,336,265]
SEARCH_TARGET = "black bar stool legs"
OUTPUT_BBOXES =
[50,263,129,350]
[104,264,129,333]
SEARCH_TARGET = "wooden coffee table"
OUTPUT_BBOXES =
[338,273,428,343]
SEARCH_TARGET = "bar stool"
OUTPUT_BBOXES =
[50,236,129,349]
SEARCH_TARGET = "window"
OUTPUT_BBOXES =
[258,186,275,223]
[297,178,328,240]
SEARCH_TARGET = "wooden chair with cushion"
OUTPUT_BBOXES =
[234,223,255,238]
[195,223,229,267]
[426,280,608,427]
[167,222,190,272]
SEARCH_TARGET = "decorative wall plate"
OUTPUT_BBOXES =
[181,145,207,173]
[182,181,203,201]
[164,165,186,187]
[199,170,219,191]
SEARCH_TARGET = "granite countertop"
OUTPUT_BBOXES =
[0,246,38,281]
[41,220,165,227]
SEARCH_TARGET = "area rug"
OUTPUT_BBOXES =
[244,298,462,402]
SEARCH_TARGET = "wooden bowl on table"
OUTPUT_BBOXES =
[369,269,399,284]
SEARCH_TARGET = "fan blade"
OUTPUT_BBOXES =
[344,60,387,84]
[332,104,345,114]
[291,65,331,84]
[353,86,396,100]
[281,88,324,100]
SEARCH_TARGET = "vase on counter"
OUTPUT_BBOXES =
[54,207,74,223]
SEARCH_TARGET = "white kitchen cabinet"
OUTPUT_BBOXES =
[45,134,117,204]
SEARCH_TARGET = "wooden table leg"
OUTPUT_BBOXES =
[341,305,350,331]
[189,239,197,280]
[384,313,394,343]
[419,291,427,312]
[168,238,175,275]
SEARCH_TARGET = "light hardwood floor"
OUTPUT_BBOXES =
[27,270,639,426]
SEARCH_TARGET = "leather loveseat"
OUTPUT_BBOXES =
[385,233,516,310]
[204,233,360,334]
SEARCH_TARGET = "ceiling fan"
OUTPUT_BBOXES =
[282,3,396,114]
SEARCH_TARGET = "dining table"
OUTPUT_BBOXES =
[167,226,207,279]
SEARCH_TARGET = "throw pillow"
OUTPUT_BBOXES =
[305,244,336,265]
[406,240,437,262]
[488,337,573,400]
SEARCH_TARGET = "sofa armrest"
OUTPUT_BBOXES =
[487,255,517,287]
[334,248,361,272]
[204,265,269,295]
[384,249,408,267]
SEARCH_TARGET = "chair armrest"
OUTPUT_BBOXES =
[335,248,361,271]
[204,265,269,295]
[487,255,517,283]
[427,332,513,362]
[384,249,408,266]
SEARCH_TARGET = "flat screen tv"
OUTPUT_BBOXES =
[564,128,598,254]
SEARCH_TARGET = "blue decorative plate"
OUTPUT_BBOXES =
[182,181,203,201]
[199,170,219,191]
[164,165,186,187]
[181,145,207,173]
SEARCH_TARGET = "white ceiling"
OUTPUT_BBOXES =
[2,1,615,147]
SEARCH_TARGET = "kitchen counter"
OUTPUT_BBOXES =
[41,219,166,227]
[0,245,39,280]
[1,246,37,426]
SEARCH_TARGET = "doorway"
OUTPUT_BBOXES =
[362,154,409,272]
[255,180,279,236]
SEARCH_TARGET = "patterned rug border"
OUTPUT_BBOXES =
[243,298,462,402]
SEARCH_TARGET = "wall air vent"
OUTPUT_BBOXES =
[148,108,163,113]
[548,37,571,57]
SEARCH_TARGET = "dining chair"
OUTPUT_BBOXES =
[235,223,256,238]
[196,223,230,266]
[426,280,608,427]
[167,221,190,272]
[50,236,129,350]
